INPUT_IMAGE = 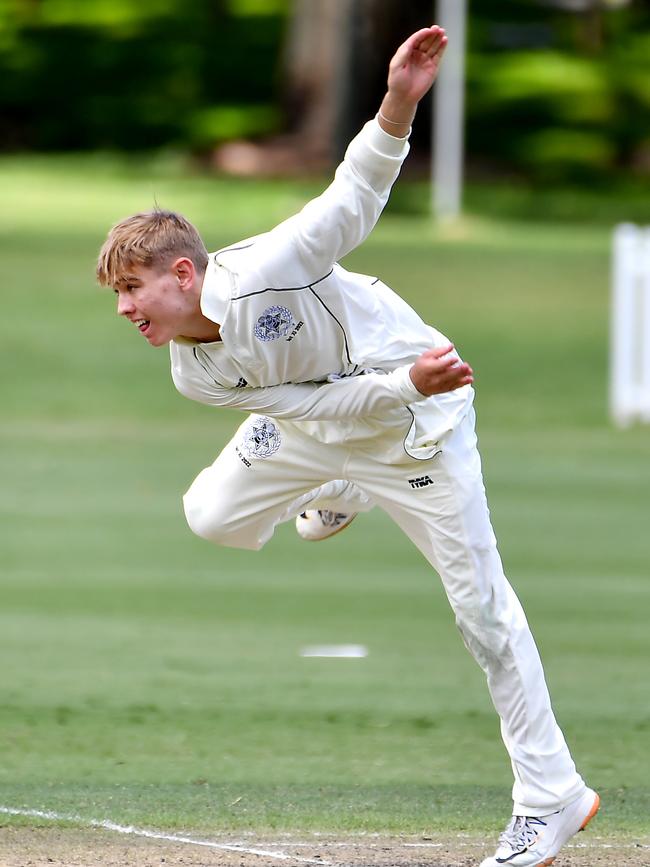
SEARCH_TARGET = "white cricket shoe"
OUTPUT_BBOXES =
[295,510,357,541]
[479,788,600,867]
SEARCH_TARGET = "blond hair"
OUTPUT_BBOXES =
[96,209,209,288]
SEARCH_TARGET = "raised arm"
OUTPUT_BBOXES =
[377,25,448,138]
[251,26,448,284]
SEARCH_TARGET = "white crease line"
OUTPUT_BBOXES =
[3,807,648,858]
[0,807,331,865]
[244,839,650,851]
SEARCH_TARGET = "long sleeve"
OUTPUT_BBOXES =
[171,362,425,422]
[248,118,410,285]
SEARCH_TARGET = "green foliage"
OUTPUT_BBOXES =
[477,51,612,122]
[466,2,650,181]
[188,104,280,147]
[515,128,616,181]
[0,0,649,183]
[0,0,285,150]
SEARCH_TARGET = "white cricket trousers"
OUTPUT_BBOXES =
[183,408,586,816]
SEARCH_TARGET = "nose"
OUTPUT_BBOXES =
[117,292,135,317]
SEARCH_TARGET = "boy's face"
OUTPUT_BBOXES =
[114,262,195,347]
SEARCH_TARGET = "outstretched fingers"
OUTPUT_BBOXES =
[416,25,447,57]
[385,22,449,108]
[393,26,443,67]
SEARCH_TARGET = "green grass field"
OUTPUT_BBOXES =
[0,155,649,841]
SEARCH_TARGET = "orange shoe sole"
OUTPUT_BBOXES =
[580,791,601,830]
[535,792,600,867]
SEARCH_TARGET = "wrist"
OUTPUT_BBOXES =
[406,364,427,399]
[380,93,417,126]
[377,94,416,138]
[377,109,409,129]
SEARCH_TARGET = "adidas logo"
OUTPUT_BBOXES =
[408,475,434,489]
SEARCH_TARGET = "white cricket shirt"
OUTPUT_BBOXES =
[170,118,473,458]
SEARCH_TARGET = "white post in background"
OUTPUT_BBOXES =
[432,0,468,221]
[611,224,650,427]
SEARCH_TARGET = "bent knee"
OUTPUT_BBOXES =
[183,491,263,551]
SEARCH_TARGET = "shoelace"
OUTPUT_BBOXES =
[318,510,348,527]
[499,816,547,852]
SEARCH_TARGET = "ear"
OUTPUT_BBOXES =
[172,257,196,291]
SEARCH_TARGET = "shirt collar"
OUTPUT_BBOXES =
[200,254,231,326]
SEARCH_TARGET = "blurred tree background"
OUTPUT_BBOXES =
[0,0,648,184]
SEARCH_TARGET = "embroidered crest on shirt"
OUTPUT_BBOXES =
[242,417,281,459]
[254,305,294,341]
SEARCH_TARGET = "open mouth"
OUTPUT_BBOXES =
[134,319,151,334]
